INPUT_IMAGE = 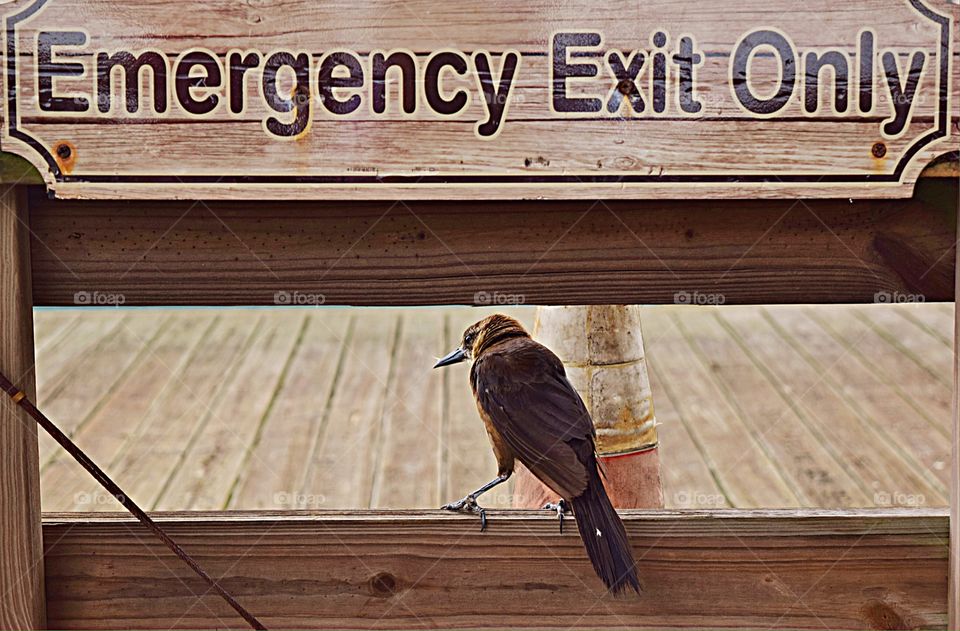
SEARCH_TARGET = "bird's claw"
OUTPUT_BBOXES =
[441,495,488,532]
[542,499,570,535]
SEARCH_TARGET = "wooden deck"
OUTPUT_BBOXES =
[33,304,953,512]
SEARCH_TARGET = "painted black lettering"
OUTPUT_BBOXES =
[732,30,796,115]
[673,36,703,114]
[37,31,89,112]
[318,52,364,115]
[606,51,645,114]
[262,52,311,137]
[882,51,925,136]
[97,51,168,113]
[552,32,601,113]
[804,51,849,113]
[371,51,416,114]
[474,52,519,138]
[228,51,261,114]
[175,51,222,115]
[424,52,468,115]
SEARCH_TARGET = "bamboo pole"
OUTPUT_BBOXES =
[514,305,663,509]
[0,187,45,629]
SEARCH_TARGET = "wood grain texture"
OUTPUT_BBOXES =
[0,187,44,629]
[1,0,956,199]
[41,508,949,630]
[26,185,958,306]
[950,244,959,630]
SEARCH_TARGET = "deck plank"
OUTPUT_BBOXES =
[34,310,126,403]
[640,308,799,508]
[299,311,399,509]
[37,312,169,466]
[228,314,351,509]
[41,313,215,510]
[35,304,953,512]
[809,306,952,437]
[32,310,78,348]
[370,311,446,509]
[98,312,265,511]
[155,311,307,510]
[647,363,729,509]
[895,303,954,348]
[674,309,871,507]
[766,307,950,493]
[720,307,945,506]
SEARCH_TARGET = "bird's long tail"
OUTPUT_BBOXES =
[571,468,641,595]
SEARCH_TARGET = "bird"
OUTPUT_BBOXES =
[434,313,641,595]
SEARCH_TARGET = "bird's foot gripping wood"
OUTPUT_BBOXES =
[441,495,489,532]
[542,499,571,534]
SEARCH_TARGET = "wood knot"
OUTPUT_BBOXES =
[368,572,399,597]
[860,600,907,630]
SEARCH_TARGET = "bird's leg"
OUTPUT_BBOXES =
[542,498,571,534]
[441,473,510,532]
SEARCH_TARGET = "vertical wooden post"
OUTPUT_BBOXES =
[0,187,45,630]
[514,305,663,509]
[951,242,959,631]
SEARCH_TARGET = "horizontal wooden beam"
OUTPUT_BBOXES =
[26,179,957,306]
[42,508,948,630]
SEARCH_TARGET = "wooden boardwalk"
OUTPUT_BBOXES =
[33,304,953,512]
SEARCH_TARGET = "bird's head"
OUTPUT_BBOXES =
[433,313,528,368]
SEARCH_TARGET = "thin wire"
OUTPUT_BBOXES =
[0,370,267,631]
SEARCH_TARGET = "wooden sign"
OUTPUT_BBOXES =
[1,0,957,199]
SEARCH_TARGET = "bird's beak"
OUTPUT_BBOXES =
[434,347,467,368]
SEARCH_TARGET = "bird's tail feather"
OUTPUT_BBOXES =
[571,471,641,595]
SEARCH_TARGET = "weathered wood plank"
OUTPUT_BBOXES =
[719,307,944,506]
[895,303,954,348]
[3,0,956,199]
[34,311,126,403]
[41,509,949,630]
[41,313,215,511]
[37,312,169,466]
[298,311,398,508]
[101,312,263,510]
[674,309,870,506]
[646,364,729,509]
[371,311,445,509]
[951,245,960,631]
[27,190,957,306]
[811,306,952,435]
[228,314,351,510]
[0,188,44,629]
[155,311,306,510]
[765,307,951,492]
[639,309,798,507]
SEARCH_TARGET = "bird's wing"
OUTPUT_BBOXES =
[471,341,594,499]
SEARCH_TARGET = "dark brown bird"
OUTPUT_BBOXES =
[434,313,640,594]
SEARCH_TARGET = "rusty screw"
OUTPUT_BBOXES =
[871,142,887,159]
[55,143,72,160]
